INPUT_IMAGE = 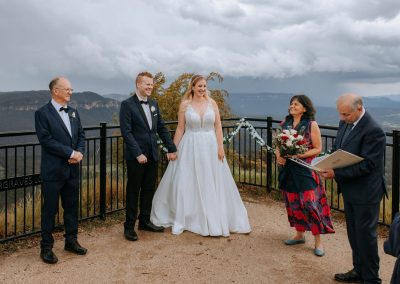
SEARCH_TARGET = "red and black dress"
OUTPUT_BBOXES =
[278,119,335,235]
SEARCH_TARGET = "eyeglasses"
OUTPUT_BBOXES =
[56,87,74,92]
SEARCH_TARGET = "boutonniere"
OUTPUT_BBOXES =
[150,106,156,113]
[70,112,76,118]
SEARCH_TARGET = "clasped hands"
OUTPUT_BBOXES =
[136,152,178,164]
[68,151,83,164]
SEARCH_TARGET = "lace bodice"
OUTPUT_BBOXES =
[185,102,215,132]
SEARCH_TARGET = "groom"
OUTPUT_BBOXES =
[119,72,177,241]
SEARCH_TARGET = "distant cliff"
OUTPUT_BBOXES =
[0,91,121,132]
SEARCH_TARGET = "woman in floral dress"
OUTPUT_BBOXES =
[275,94,335,257]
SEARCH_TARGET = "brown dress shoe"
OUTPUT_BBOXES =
[334,269,363,283]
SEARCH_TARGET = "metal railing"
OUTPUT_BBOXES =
[0,117,399,242]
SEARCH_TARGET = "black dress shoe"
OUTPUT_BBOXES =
[124,227,138,241]
[40,249,58,264]
[138,221,164,232]
[64,241,87,255]
[334,269,363,283]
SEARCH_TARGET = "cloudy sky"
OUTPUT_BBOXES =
[1,0,399,105]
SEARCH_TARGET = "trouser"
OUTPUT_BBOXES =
[344,201,381,284]
[41,178,79,249]
[124,158,157,228]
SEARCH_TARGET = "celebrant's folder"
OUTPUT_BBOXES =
[289,149,364,172]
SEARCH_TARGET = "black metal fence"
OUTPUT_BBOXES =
[1,117,399,243]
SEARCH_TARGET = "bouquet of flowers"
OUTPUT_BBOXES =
[272,128,308,157]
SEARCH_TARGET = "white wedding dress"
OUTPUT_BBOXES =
[150,101,251,236]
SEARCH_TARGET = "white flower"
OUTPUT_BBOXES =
[71,112,76,118]
[150,106,156,113]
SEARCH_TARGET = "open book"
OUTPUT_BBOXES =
[289,149,364,172]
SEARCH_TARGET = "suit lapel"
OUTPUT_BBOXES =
[341,112,369,148]
[149,100,157,131]
[47,102,71,137]
[68,109,75,139]
[133,94,151,130]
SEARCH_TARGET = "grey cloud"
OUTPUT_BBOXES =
[0,0,399,97]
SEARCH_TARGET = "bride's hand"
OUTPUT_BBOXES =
[218,147,225,161]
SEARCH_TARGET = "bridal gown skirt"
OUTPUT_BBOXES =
[150,130,251,237]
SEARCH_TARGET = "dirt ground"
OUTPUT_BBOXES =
[0,189,396,284]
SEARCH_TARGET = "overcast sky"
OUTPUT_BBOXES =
[1,0,399,105]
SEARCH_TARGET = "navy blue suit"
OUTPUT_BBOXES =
[119,94,176,227]
[333,111,386,283]
[35,102,85,249]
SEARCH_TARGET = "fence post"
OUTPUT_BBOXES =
[266,116,273,193]
[392,130,400,221]
[100,122,107,220]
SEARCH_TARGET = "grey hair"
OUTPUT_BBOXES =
[337,94,363,111]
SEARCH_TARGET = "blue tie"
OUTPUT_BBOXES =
[341,123,353,146]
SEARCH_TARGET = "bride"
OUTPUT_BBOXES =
[150,75,251,237]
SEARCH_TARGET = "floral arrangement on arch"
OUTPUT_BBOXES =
[272,128,308,157]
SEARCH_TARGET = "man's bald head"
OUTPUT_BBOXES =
[336,93,364,124]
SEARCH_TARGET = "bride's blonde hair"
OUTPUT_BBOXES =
[182,75,209,101]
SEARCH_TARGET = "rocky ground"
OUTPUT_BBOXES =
[0,188,396,283]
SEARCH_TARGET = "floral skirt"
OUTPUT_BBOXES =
[282,172,335,235]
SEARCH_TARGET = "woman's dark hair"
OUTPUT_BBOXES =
[285,94,316,121]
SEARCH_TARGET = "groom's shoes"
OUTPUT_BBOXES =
[40,248,58,264]
[138,221,164,232]
[124,227,138,241]
[64,241,87,255]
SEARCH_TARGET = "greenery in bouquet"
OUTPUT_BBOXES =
[272,128,308,157]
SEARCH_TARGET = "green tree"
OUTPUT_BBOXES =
[152,72,231,121]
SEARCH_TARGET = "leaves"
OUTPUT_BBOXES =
[152,72,231,122]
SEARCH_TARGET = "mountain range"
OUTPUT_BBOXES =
[0,91,120,132]
[226,92,400,130]
[0,91,399,133]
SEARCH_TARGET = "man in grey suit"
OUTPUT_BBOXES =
[35,77,87,264]
[119,72,177,241]
[321,93,386,283]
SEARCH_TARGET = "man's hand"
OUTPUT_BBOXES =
[320,169,335,179]
[72,151,83,162]
[136,154,147,164]
[68,158,79,164]
[167,152,177,161]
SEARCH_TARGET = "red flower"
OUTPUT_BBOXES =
[287,193,297,203]
[294,133,298,138]
[311,224,320,235]
[296,140,306,145]
[303,190,316,202]
[294,210,305,220]
[281,135,289,141]
[322,205,331,216]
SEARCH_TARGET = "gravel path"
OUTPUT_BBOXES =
[0,191,396,283]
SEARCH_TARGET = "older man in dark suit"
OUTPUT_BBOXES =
[321,93,386,283]
[119,72,177,241]
[35,77,87,264]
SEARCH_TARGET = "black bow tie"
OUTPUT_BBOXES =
[59,106,69,113]
[139,100,149,105]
